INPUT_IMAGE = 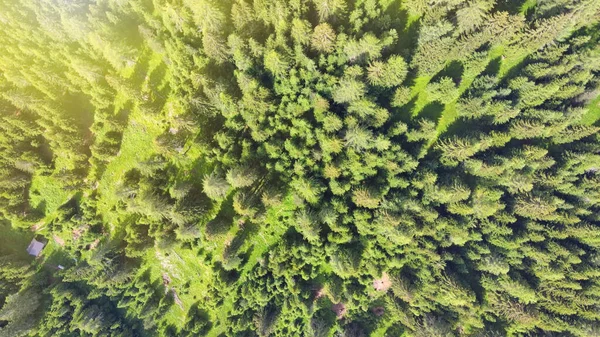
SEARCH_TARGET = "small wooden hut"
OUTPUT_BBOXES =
[26,238,45,257]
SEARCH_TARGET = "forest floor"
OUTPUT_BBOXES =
[96,104,165,228]
[582,94,600,124]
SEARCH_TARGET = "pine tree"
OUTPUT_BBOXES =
[203,171,230,200]
[311,23,337,53]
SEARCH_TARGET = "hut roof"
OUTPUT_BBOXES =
[26,239,45,257]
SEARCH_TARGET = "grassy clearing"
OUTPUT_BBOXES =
[144,244,214,327]
[29,174,72,215]
[241,195,296,276]
[410,76,433,115]
[498,51,530,78]
[418,56,491,146]
[96,106,164,227]
[96,48,169,228]
[0,222,34,257]
[582,94,600,125]
[206,195,296,336]
[419,43,534,146]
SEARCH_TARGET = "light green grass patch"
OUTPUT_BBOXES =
[432,57,492,138]
[239,194,296,277]
[144,244,214,327]
[206,195,297,337]
[498,51,530,79]
[582,94,600,125]
[433,101,458,139]
[410,76,433,115]
[96,106,164,227]
[29,174,72,215]
[488,45,506,60]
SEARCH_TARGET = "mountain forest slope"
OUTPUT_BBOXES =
[1,0,600,336]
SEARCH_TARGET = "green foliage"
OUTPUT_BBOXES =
[203,171,230,200]
[311,23,337,53]
[1,1,600,337]
[367,56,408,87]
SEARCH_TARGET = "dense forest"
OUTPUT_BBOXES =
[1,0,600,336]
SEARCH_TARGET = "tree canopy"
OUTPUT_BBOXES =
[1,0,600,336]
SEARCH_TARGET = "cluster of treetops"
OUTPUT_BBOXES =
[1,0,600,336]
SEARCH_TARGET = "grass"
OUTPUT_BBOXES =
[413,41,540,147]
[96,48,169,228]
[205,195,297,337]
[0,222,33,257]
[410,76,433,115]
[29,174,72,215]
[96,105,164,228]
[20,45,216,333]
[143,244,214,327]
[414,55,491,147]
[370,321,394,337]
[126,192,297,337]
[25,106,278,337]
[582,94,600,125]
[89,45,206,327]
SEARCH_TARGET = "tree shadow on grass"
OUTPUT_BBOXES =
[205,195,235,239]
[32,199,48,216]
[213,261,240,285]
[441,117,487,140]
[388,95,418,127]
[431,60,464,85]
[419,102,444,123]
[221,221,259,270]
[147,61,171,103]
[181,303,212,335]
[382,0,419,61]
[482,57,502,78]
